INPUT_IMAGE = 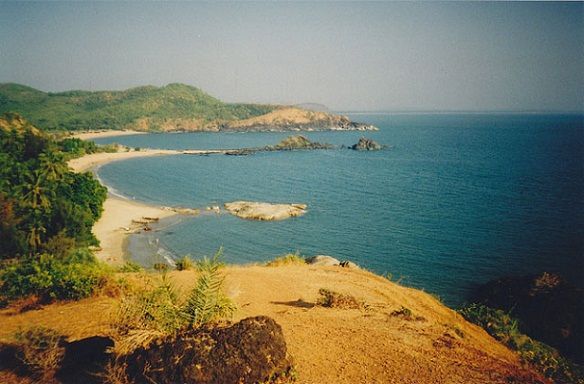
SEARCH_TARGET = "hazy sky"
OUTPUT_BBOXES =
[1,2,582,111]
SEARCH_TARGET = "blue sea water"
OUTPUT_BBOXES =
[94,113,584,306]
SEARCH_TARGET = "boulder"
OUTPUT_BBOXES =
[125,316,291,384]
[306,255,340,266]
[224,201,307,221]
[350,137,385,151]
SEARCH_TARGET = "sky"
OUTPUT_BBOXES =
[0,2,583,112]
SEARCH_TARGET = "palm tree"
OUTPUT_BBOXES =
[38,150,68,182]
[18,170,52,210]
[27,221,46,253]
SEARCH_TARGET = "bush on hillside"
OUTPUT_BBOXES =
[459,303,583,383]
[0,249,111,303]
[113,249,236,354]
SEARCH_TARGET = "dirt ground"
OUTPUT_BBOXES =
[0,264,547,384]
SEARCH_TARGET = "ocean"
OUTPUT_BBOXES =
[93,113,584,306]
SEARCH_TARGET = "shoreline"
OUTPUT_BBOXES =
[69,149,211,265]
[70,129,148,141]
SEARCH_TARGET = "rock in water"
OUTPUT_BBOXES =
[125,316,291,384]
[224,201,307,221]
[270,135,334,150]
[350,137,385,151]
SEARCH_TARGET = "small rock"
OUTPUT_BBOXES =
[340,260,360,269]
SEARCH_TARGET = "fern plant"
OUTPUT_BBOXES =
[182,248,236,327]
[112,248,236,354]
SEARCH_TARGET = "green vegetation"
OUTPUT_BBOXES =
[57,137,99,158]
[183,249,236,328]
[266,252,306,267]
[0,113,111,304]
[0,250,111,302]
[118,261,143,273]
[0,113,107,257]
[459,303,583,383]
[0,83,276,131]
[113,249,236,354]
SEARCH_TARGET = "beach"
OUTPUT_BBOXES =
[70,129,147,141]
[69,148,206,264]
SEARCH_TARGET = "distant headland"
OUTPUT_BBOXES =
[0,83,377,133]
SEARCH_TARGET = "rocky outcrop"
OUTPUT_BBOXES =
[224,201,307,221]
[350,137,385,151]
[220,107,377,133]
[125,316,291,384]
[269,135,333,151]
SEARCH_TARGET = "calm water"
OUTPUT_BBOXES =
[95,114,584,306]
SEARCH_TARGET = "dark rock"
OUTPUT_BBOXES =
[349,137,385,151]
[57,336,114,384]
[125,316,291,384]
[225,149,257,156]
[0,343,19,371]
[472,272,584,364]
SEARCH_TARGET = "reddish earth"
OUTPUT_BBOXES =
[0,264,547,383]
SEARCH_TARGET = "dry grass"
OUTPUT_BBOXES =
[266,253,306,267]
[13,327,65,380]
[100,359,133,384]
[317,288,364,310]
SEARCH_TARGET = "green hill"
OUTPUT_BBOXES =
[0,83,276,131]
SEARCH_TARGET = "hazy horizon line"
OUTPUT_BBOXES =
[2,81,582,115]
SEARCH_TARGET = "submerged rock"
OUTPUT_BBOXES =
[224,201,307,221]
[350,137,385,151]
[125,316,291,384]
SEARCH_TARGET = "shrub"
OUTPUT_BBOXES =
[0,251,111,303]
[390,306,425,321]
[113,249,236,354]
[14,326,65,377]
[317,288,364,309]
[175,256,193,271]
[266,252,306,267]
[118,262,142,273]
[459,303,583,383]
[153,263,169,272]
[183,249,236,328]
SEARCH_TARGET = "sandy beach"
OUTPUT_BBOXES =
[69,149,210,264]
[70,129,148,141]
